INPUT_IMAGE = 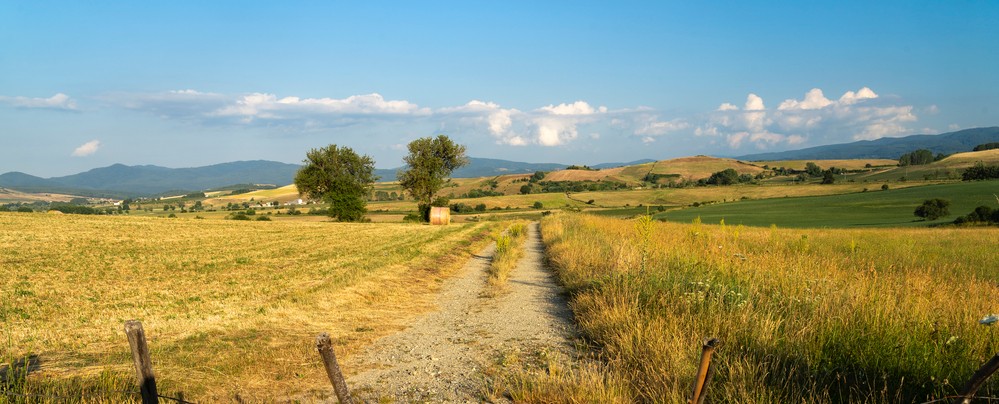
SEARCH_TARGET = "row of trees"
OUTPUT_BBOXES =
[294,135,467,222]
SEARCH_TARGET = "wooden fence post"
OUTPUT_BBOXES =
[689,338,720,404]
[124,320,158,404]
[953,353,999,404]
[316,333,353,404]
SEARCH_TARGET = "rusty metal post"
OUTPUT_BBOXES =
[316,332,353,404]
[689,338,720,404]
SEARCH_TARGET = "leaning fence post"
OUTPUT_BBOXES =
[124,320,158,404]
[953,353,999,404]
[689,338,720,404]
[316,332,353,404]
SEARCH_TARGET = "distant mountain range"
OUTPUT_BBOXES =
[4,126,996,198]
[737,127,999,161]
[0,157,655,197]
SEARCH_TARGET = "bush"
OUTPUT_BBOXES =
[256,215,271,221]
[881,184,890,191]
[16,206,33,213]
[914,198,950,221]
[229,213,251,221]
[961,162,999,181]
[532,201,543,209]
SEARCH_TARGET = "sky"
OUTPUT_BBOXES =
[2,1,998,177]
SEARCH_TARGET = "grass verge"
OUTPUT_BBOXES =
[535,212,999,402]
[483,222,529,297]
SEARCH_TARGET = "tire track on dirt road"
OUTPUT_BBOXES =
[347,222,576,402]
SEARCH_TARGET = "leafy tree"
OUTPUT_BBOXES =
[805,162,822,177]
[821,169,836,184]
[961,162,999,181]
[397,135,468,221]
[914,198,950,221]
[973,142,999,152]
[706,169,740,185]
[530,171,546,182]
[899,149,935,166]
[294,144,377,222]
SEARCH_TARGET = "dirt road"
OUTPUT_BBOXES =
[347,221,576,402]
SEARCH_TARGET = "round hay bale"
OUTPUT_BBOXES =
[429,206,450,225]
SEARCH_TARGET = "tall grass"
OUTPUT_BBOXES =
[484,222,529,296]
[535,212,999,402]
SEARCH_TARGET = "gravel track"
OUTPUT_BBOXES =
[347,222,576,402]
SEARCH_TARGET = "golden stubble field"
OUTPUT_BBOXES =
[0,212,496,401]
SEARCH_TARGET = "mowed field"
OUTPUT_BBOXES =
[0,212,496,401]
[526,213,999,403]
[661,180,999,228]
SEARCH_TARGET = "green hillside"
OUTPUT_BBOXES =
[658,180,999,228]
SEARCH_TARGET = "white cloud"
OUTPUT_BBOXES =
[0,93,78,110]
[104,87,924,153]
[744,94,765,111]
[703,86,918,149]
[530,101,606,146]
[778,88,832,110]
[72,140,100,157]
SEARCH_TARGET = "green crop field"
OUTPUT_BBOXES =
[658,180,999,228]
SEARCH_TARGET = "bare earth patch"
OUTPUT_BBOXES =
[346,222,576,402]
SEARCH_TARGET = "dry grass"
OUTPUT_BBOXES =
[936,149,999,167]
[0,212,497,401]
[752,159,899,170]
[483,222,529,296]
[534,212,999,403]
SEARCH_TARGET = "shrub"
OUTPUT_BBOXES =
[532,201,544,209]
[881,184,890,191]
[256,215,271,221]
[16,206,33,213]
[914,198,950,221]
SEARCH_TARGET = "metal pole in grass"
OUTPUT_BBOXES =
[124,320,158,404]
[316,333,353,404]
[689,338,720,404]
[953,353,999,404]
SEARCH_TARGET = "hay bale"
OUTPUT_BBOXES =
[429,206,450,225]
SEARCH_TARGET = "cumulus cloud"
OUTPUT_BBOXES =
[0,93,78,110]
[103,87,922,152]
[72,140,100,157]
[107,90,429,126]
[702,86,918,149]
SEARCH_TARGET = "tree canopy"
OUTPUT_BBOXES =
[913,198,950,221]
[898,149,935,166]
[397,135,468,220]
[294,145,377,222]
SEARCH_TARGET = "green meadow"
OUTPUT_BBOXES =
[658,180,999,228]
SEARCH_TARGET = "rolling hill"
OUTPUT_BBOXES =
[737,127,999,161]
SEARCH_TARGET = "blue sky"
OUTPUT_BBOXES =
[2,1,997,177]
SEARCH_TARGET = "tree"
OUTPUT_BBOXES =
[397,135,468,221]
[899,149,935,166]
[914,198,950,221]
[294,144,377,222]
[805,162,822,177]
[706,168,739,185]
[821,169,836,184]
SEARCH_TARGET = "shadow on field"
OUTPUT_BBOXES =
[0,354,41,387]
